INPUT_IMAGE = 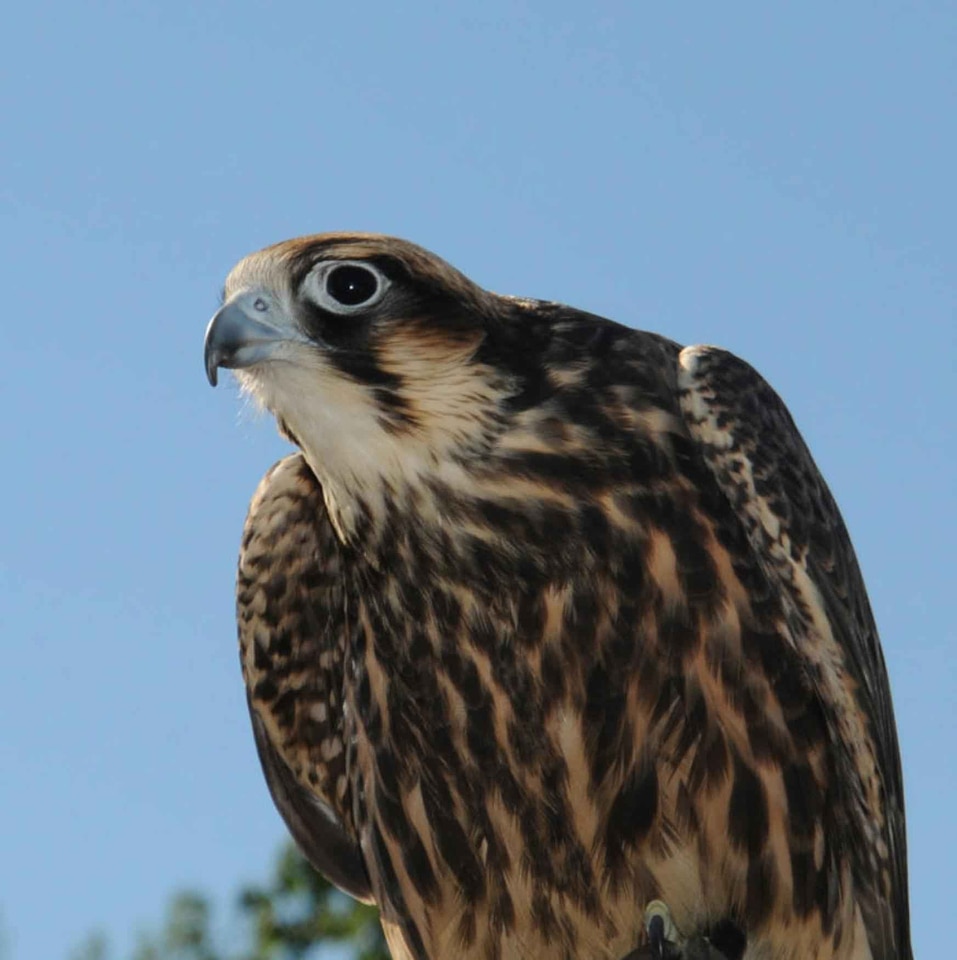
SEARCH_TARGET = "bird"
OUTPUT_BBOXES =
[204,233,911,960]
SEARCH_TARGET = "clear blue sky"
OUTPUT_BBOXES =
[1,3,953,958]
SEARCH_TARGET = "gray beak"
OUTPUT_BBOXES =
[204,296,289,387]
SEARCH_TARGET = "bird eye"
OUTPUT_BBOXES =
[305,260,390,315]
[327,265,378,306]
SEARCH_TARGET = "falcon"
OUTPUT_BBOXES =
[204,233,911,960]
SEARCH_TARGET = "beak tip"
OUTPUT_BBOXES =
[204,344,221,387]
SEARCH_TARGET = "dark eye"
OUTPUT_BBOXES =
[305,260,390,314]
[326,264,379,306]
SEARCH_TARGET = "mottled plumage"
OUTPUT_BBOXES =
[204,234,911,960]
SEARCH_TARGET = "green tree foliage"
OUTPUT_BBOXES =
[73,843,388,960]
[236,843,385,960]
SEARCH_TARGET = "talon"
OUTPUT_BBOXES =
[644,900,677,959]
[648,914,665,959]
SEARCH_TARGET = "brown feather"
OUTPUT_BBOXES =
[211,234,911,960]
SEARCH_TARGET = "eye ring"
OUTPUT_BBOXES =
[304,260,390,315]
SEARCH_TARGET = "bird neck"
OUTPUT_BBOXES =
[303,446,482,552]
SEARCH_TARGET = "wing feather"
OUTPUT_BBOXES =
[237,454,373,903]
[677,345,910,960]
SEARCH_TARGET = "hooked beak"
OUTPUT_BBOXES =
[204,293,299,387]
[204,290,302,387]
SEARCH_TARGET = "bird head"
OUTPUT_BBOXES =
[205,234,537,541]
